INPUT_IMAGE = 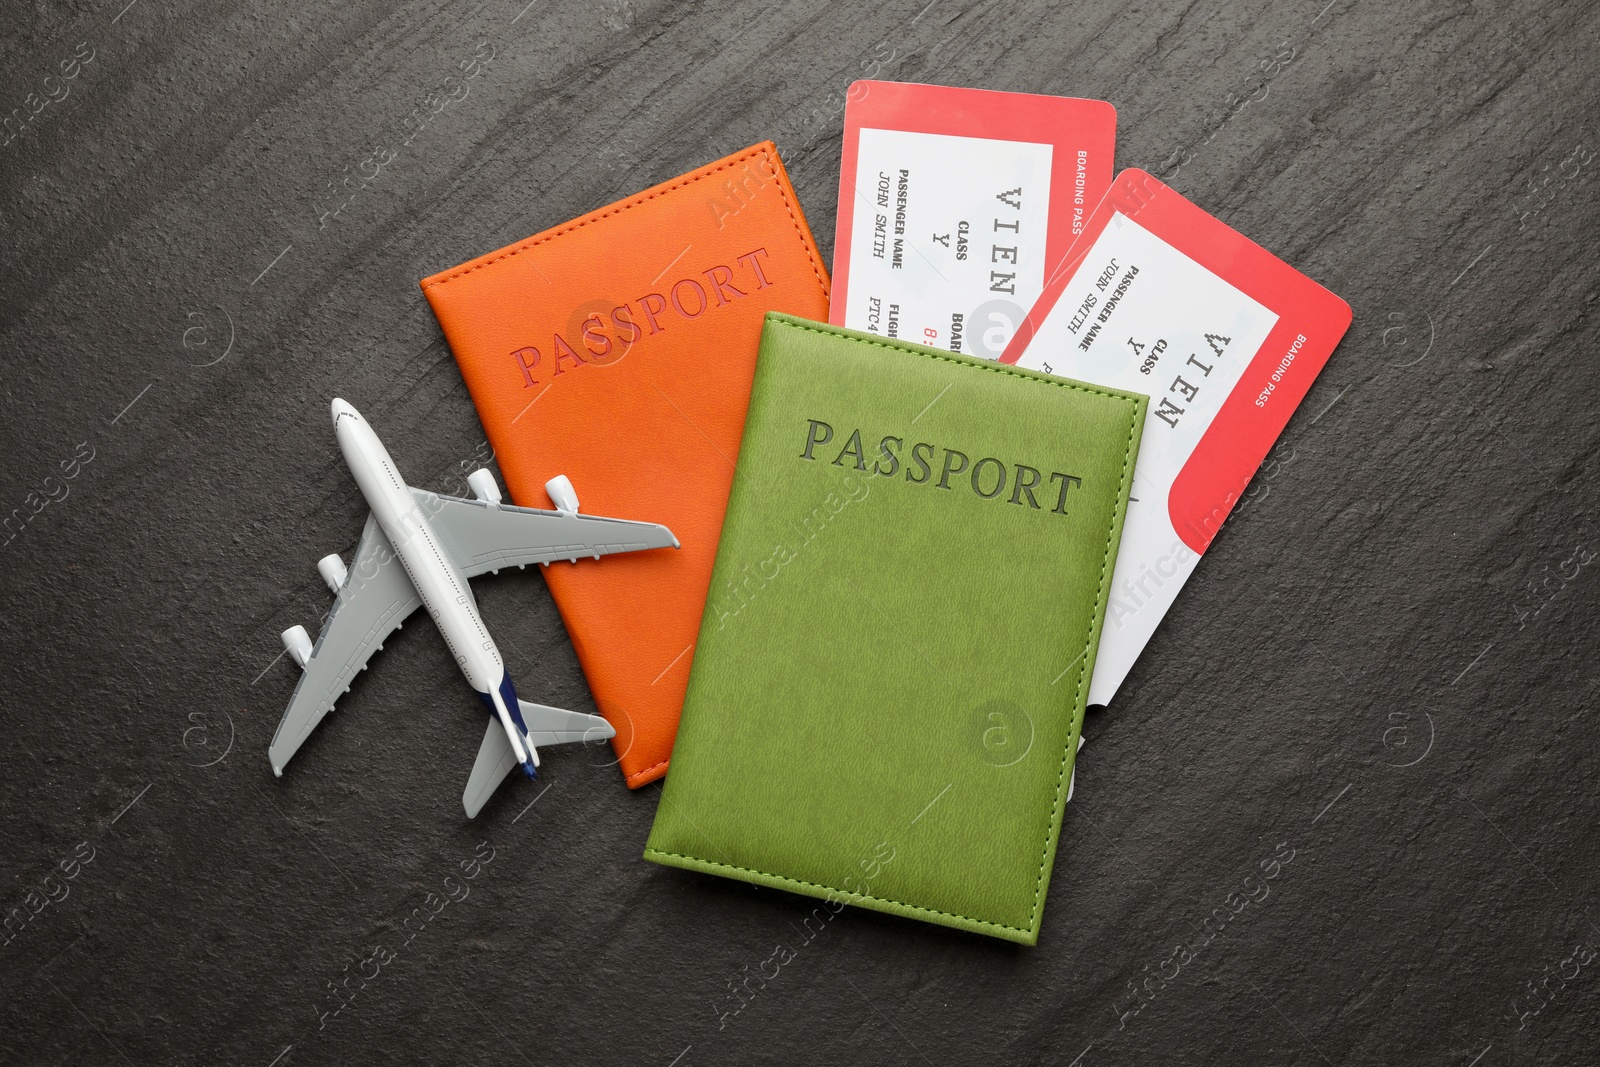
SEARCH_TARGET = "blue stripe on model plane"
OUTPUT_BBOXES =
[475,669,538,778]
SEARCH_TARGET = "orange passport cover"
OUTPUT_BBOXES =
[420,142,830,787]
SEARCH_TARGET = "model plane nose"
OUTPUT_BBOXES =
[330,398,359,426]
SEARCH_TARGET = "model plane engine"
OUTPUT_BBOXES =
[281,624,313,669]
[317,553,348,594]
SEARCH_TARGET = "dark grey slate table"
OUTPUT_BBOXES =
[2,1,1596,1064]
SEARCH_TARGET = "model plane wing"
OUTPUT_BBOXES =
[412,488,679,579]
[268,515,422,775]
[462,700,615,817]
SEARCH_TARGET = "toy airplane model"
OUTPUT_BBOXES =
[269,399,678,817]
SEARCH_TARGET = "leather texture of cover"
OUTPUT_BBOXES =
[645,313,1146,944]
[420,144,830,788]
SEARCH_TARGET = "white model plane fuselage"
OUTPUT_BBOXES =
[331,399,539,777]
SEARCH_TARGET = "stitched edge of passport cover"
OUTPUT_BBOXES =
[644,313,1145,944]
[421,143,828,297]
[420,143,830,788]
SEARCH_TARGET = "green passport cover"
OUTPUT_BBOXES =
[644,313,1146,944]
